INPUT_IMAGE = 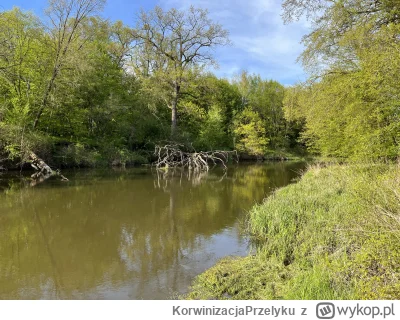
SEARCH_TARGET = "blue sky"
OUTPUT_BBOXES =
[0,0,310,85]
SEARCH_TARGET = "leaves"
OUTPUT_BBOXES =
[282,0,400,159]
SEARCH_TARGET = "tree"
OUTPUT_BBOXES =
[33,0,106,129]
[282,0,400,159]
[175,74,241,150]
[132,6,230,136]
[232,71,291,152]
[0,9,42,120]
[233,108,269,157]
[282,0,400,75]
[0,8,44,161]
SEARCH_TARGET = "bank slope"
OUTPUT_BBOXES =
[187,163,400,299]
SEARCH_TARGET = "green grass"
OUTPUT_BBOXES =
[186,162,400,299]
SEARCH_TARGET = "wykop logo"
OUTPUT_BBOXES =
[316,302,336,319]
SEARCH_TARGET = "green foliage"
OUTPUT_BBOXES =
[0,5,161,166]
[177,75,242,150]
[233,108,269,156]
[282,1,400,160]
[57,143,101,167]
[232,71,302,156]
[187,164,400,299]
[0,4,302,168]
[197,105,230,150]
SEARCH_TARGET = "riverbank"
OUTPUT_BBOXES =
[186,163,400,299]
[0,146,306,171]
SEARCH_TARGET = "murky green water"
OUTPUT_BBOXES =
[0,162,305,299]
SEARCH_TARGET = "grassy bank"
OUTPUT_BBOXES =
[186,163,400,299]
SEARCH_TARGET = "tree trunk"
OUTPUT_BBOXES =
[29,152,53,175]
[33,65,59,129]
[171,83,180,137]
[171,100,177,137]
[29,152,68,182]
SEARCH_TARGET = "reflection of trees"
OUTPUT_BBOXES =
[0,162,306,299]
[154,168,212,189]
[231,162,304,208]
[119,171,233,298]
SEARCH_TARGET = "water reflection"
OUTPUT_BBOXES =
[0,162,305,299]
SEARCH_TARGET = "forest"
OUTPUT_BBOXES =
[0,0,304,171]
[283,0,400,160]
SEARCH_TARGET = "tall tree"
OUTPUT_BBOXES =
[282,0,400,159]
[33,0,106,129]
[132,6,229,136]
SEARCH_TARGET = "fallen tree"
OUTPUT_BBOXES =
[29,152,69,181]
[154,143,238,171]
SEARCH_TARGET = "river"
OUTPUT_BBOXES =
[0,162,305,299]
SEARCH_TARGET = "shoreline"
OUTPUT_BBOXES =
[185,162,400,300]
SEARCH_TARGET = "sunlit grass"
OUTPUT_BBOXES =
[186,162,400,299]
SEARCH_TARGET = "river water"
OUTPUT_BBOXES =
[0,162,305,299]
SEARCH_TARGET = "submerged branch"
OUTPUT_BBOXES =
[153,143,238,172]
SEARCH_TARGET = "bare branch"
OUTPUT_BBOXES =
[153,143,238,172]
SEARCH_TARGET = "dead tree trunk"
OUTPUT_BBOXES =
[29,152,68,182]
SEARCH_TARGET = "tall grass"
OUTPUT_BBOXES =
[187,163,400,299]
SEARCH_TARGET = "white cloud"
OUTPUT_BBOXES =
[157,0,310,84]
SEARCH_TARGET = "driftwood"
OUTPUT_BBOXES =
[154,144,238,172]
[29,152,69,182]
